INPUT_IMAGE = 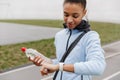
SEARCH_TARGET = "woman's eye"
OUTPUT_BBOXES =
[64,14,69,17]
[73,15,79,18]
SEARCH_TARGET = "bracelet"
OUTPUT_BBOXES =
[59,63,64,71]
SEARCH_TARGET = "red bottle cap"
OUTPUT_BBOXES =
[21,47,26,52]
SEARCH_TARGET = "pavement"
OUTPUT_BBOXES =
[0,22,61,45]
[0,22,120,80]
[93,41,120,80]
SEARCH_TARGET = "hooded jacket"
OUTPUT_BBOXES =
[53,20,106,80]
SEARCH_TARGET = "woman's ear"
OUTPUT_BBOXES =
[83,9,87,17]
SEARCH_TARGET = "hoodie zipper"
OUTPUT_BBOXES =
[60,29,72,80]
[66,29,72,51]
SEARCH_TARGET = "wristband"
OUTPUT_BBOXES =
[59,63,64,71]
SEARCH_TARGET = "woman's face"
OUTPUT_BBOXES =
[63,3,86,29]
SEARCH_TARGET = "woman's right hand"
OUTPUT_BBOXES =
[29,56,44,66]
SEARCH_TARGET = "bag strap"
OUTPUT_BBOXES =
[53,31,89,80]
[60,31,86,62]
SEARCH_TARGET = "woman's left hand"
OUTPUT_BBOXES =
[40,62,59,76]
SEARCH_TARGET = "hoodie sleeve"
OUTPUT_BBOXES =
[74,31,106,75]
[52,58,59,64]
[52,33,59,65]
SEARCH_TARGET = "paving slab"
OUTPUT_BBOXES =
[0,22,61,45]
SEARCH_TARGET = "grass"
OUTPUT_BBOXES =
[0,39,55,71]
[0,19,120,71]
[0,19,64,28]
[90,22,120,44]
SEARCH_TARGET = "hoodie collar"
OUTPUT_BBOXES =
[63,20,91,32]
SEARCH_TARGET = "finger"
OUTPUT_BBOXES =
[34,56,40,62]
[29,57,34,62]
[44,69,48,73]
[40,67,48,76]
[29,56,42,66]
[34,56,43,63]
[40,71,48,76]
[42,68,48,73]
[37,58,44,65]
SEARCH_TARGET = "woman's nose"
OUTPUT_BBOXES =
[67,16,73,23]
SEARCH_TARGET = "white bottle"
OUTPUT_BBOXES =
[21,47,50,73]
[21,47,45,60]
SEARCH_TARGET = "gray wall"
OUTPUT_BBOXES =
[0,0,120,23]
[0,0,63,19]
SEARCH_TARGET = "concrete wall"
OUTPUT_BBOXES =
[87,0,120,23]
[0,0,120,23]
[0,0,63,19]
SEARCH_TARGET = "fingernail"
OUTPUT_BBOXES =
[37,60,40,63]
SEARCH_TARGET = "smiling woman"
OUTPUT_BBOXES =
[28,0,106,80]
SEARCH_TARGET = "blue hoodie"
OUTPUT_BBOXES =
[53,21,106,80]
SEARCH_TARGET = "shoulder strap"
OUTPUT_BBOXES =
[60,31,86,62]
[53,31,89,80]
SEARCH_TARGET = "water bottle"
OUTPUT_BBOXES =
[21,47,45,60]
[21,47,51,74]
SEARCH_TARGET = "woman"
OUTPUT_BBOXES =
[30,0,106,80]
